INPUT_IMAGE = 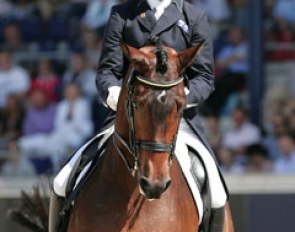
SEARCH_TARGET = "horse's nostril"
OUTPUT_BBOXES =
[164,179,172,191]
[139,177,150,190]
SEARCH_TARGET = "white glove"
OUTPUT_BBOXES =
[184,87,198,108]
[184,87,190,96]
[106,86,121,111]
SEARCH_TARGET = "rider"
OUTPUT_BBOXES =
[50,0,228,231]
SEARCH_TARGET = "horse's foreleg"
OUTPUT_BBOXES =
[223,202,234,232]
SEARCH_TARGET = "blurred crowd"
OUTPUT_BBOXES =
[0,0,294,177]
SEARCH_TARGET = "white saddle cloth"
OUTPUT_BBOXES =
[53,120,227,225]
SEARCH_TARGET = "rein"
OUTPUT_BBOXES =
[113,70,184,177]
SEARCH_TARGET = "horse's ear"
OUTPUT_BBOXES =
[120,42,148,63]
[178,40,205,70]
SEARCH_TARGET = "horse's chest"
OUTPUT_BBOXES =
[69,155,198,231]
[72,189,197,232]
[119,190,197,232]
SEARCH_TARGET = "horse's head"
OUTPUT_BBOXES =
[115,40,204,200]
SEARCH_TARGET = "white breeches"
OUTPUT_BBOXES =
[178,119,227,209]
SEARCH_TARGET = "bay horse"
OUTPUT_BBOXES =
[68,41,234,232]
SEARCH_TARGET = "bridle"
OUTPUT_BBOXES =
[113,70,187,177]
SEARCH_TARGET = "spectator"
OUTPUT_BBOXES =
[273,132,295,173]
[0,51,30,107]
[47,83,93,171]
[246,144,272,172]
[193,0,231,38]
[0,0,13,16]
[53,83,93,147]
[206,26,248,115]
[218,147,244,173]
[64,0,88,19]
[62,53,97,100]
[290,67,295,98]
[18,83,93,173]
[289,109,295,131]
[273,0,295,23]
[2,23,26,53]
[229,0,248,29]
[193,0,231,23]
[0,94,25,150]
[0,146,35,177]
[204,114,222,152]
[263,112,288,160]
[81,0,117,35]
[283,99,295,130]
[268,18,294,60]
[222,106,261,156]
[10,0,37,20]
[22,88,56,135]
[263,85,291,134]
[81,29,103,67]
[35,0,54,21]
[16,88,53,174]
[31,59,60,102]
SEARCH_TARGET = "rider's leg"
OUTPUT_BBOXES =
[49,192,64,232]
[208,206,225,232]
[178,120,227,232]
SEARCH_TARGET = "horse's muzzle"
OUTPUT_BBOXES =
[139,177,171,200]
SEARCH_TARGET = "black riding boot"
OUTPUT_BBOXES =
[49,192,64,232]
[188,150,227,232]
[208,206,225,232]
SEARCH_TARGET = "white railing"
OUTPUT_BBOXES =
[224,174,295,194]
[1,174,295,198]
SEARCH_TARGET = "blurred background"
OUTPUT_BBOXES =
[0,0,294,231]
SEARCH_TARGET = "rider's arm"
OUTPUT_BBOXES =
[96,6,125,111]
[185,10,215,106]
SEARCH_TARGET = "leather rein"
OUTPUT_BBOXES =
[113,70,186,177]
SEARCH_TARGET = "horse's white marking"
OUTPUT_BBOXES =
[147,198,156,202]
[157,90,167,102]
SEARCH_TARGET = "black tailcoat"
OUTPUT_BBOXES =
[96,0,219,163]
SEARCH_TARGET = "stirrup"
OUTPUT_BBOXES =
[208,206,225,232]
[49,192,64,232]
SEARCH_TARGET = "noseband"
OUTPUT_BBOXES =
[113,70,185,176]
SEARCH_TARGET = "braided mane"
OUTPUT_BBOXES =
[148,36,168,74]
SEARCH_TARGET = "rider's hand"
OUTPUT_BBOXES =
[106,86,121,111]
